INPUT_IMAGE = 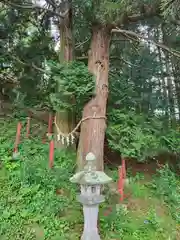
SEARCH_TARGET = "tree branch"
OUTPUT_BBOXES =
[161,0,176,11]
[1,0,68,19]
[115,3,160,26]
[75,37,90,49]
[120,3,180,26]
[7,54,49,74]
[110,56,155,70]
[111,28,180,58]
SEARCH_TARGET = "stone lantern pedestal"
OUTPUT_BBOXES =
[70,152,112,240]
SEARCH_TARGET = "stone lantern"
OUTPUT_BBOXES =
[70,152,112,240]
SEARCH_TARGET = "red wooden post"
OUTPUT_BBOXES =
[26,116,31,138]
[122,159,126,179]
[13,122,22,157]
[48,113,53,135]
[118,166,124,202]
[49,140,54,168]
[42,114,53,144]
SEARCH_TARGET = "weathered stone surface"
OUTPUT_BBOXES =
[77,194,105,205]
[70,170,112,185]
[70,152,113,240]
[85,152,96,161]
[81,205,101,240]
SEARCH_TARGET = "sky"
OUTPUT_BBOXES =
[34,0,60,51]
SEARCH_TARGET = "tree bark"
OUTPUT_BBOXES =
[77,25,111,171]
[55,6,75,148]
[162,24,176,126]
[172,59,180,122]
[157,39,169,121]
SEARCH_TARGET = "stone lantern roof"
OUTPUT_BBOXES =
[70,152,112,185]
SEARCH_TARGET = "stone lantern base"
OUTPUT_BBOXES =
[81,205,101,240]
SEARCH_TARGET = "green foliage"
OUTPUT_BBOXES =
[109,40,162,113]
[107,109,180,161]
[0,1,55,107]
[0,119,179,239]
[161,0,180,20]
[161,129,180,153]
[0,119,81,239]
[100,202,177,240]
[94,0,133,24]
[49,61,95,112]
[150,165,180,223]
[107,22,180,162]
[100,170,179,239]
[0,0,180,175]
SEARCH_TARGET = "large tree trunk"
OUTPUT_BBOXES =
[156,35,169,121]
[55,6,75,148]
[172,59,180,122]
[77,25,111,171]
[162,24,176,127]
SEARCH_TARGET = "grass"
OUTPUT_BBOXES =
[100,171,179,240]
[0,118,179,239]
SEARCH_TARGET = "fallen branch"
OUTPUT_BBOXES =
[112,28,180,58]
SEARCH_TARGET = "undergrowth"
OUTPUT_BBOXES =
[150,165,180,223]
[0,118,179,240]
[107,109,180,162]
